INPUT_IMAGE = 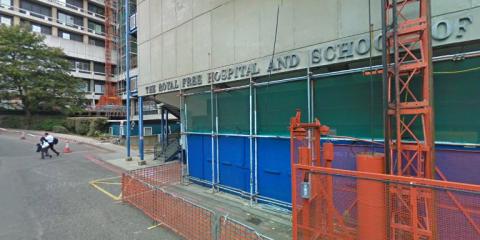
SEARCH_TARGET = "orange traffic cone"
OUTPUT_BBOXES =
[63,141,72,153]
[20,131,26,140]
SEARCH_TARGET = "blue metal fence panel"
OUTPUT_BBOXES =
[257,138,291,203]
[218,136,250,192]
[187,135,213,182]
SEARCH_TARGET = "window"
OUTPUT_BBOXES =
[0,15,11,26]
[93,62,105,74]
[0,0,12,8]
[88,20,104,35]
[61,31,70,40]
[108,127,113,135]
[78,79,90,92]
[89,37,105,47]
[60,0,83,10]
[59,30,83,42]
[144,127,153,136]
[57,11,83,28]
[88,4,104,17]
[20,0,51,18]
[25,22,52,35]
[94,83,104,94]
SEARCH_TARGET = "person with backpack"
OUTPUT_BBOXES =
[38,138,52,159]
[44,133,60,156]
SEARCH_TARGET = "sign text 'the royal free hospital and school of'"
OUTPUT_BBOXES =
[144,15,473,95]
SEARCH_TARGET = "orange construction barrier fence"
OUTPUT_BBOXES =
[122,162,273,240]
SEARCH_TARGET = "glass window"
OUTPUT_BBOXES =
[94,83,104,93]
[0,0,12,7]
[89,37,105,47]
[76,60,90,72]
[88,3,104,16]
[31,24,41,33]
[144,127,153,136]
[94,62,105,74]
[61,32,71,40]
[0,15,11,26]
[20,0,51,18]
[57,11,82,28]
[20,21,51,35]
[88,20,104,35]
[78,79,90,92]
[59,30,82,42]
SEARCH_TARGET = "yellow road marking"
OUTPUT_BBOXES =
[94,181,122,185]
[147,223,162,230]
[92,176,121,182]
[89,176,122,201]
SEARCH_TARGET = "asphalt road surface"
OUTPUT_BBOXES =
[0,132,180,240]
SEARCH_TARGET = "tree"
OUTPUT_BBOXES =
[0,25,84,122]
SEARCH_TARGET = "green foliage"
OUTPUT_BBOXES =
[66,117,108,136]
[0,114,65,131]
[87,117,107,136]
[74,118,91,135]
[52,125,69,133]
[0,25,84,118]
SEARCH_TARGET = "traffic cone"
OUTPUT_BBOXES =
[20,131,26,140]
[63,141,72,153]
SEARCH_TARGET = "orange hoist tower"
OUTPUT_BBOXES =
[290,1,437,239]
[383,0,435,238]
[98,0,122,107]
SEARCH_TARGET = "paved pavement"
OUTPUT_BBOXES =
[0,131,180,240]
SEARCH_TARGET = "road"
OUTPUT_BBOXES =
[0,131,180,240]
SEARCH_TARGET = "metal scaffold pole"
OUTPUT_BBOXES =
[124,0,131,160]
[138,96,144,162]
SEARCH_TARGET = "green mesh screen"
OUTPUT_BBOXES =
[256,81,308,136]
[314,57,480,144]
[185,93,213,133]
[185,57,480,143]
[217,88,250,134]
[434,57,480,143]
[314,73,383,139]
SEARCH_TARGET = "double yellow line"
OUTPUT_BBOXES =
[89,176,122,201]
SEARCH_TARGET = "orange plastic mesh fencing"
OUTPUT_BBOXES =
[219,216,273,240]
[122,164,213,240]
[122,163,271,240]
[292,167,480,240]
[127,162,181,187]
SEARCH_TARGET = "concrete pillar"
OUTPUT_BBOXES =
[13,0,20,25]
[51,7,58,36]
[90,61,94,75]
[83,16,89,43]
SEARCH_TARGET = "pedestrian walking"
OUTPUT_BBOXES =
[39,139,52,159]
[44,133,60,156]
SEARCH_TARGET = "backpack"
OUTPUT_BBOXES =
[53,138,59,145]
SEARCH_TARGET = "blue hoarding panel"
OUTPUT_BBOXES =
[257,138,291,203]
[218,136,250,192]
[187,135,212,182]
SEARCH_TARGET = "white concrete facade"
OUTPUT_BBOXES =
[136,0,480,98]
[0,0,119,104]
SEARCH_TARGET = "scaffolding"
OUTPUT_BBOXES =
[98,0,122,107]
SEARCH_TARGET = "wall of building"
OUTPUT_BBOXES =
[137,0,480,97]
[134,1,480,206]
